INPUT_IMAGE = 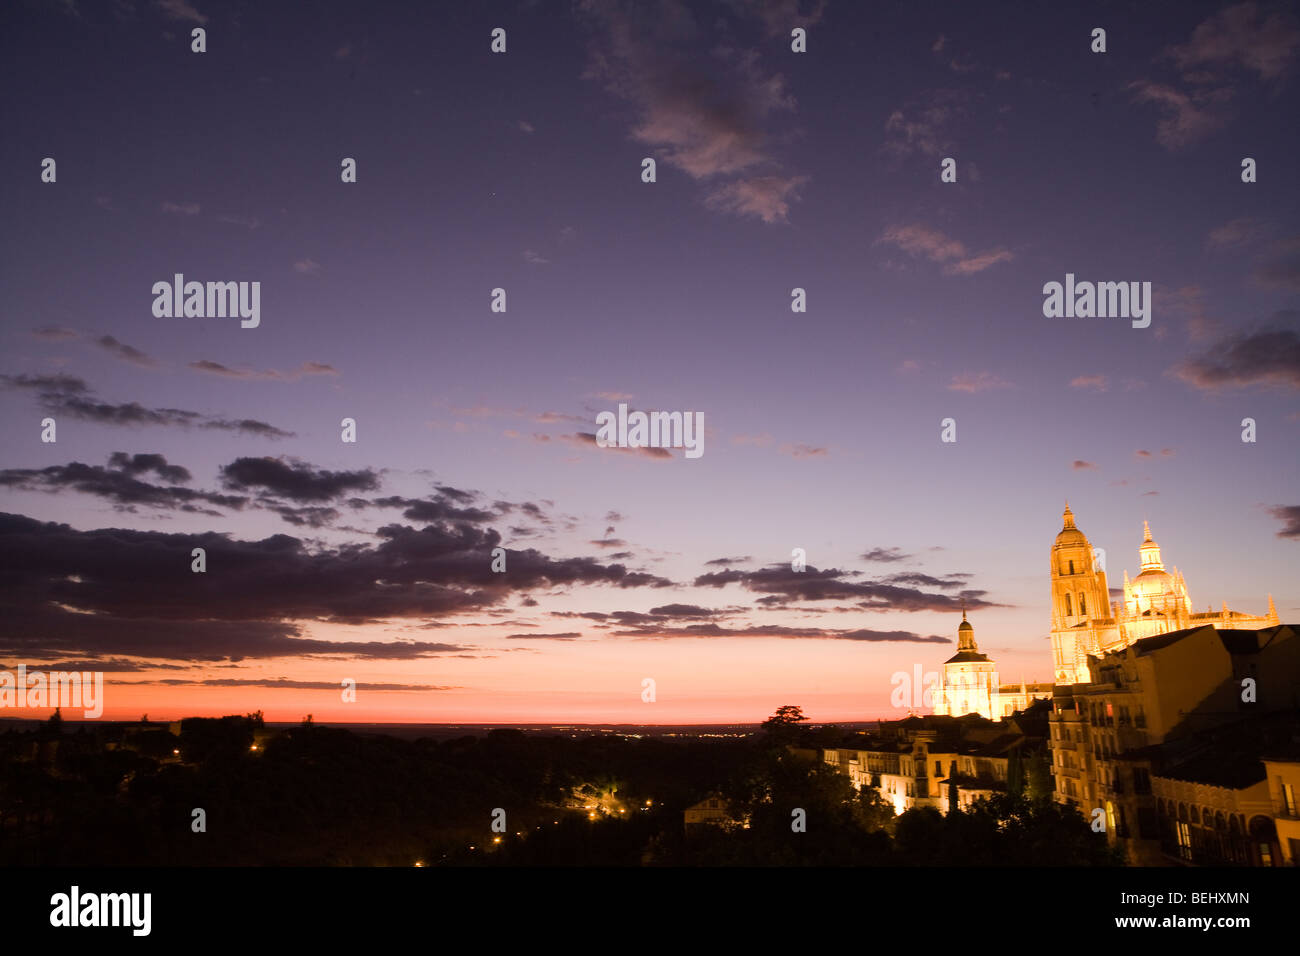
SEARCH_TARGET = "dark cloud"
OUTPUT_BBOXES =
[107,452,191,483]
[188,360,339,381]
[1269,505,1300,539]
[0,508,672,662]
[1,658,190,672]
[692,563,996,612]
[95,335,156,367]
[202,418,296,438]
[861,547,911,563]
[705,555,751,566]
[647,603,719,618]
[0,457,244,513]
[1172,324,1300,391]
[264,504,341,528]
[882,572,972,589]
[1,373,294,437]
[436,485,477,503]
[369,494,495,524]
[607,621,948,642]
[2,373,89,394]
[504,632,581,641]
[221,457,380,502]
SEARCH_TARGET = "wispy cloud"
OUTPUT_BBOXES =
[577,0,807,222]
[155,0,208,25]
[1070,374,1108,391]
[188,360,338,382]
[878,223,1012,275]
[948,371,1013,393]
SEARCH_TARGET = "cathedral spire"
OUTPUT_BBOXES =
[1062,503,1076,530]
[1139,521,1163,571]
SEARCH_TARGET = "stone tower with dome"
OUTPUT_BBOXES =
[933,611,1054,719]
[933,611,998,719]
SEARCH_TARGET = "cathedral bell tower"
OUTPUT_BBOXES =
[1050,504,1111,684]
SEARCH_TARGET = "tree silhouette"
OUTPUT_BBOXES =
[761,705,809,748]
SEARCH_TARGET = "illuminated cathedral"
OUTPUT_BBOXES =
[1049,504,1278,684]
[934,504,1280,718]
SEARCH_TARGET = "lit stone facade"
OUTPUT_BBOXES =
[1048,623,1300,864]
[1263,755,1300,866]
[1049,506,1278,685]
[822,716,1041,816]
[932,613,1052,720]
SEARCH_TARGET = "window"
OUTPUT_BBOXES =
[1065,593,1074,616]
[1283,782,1297,817]
[1068,559,1075,575]
[1176,822,1191,860]
[1079,593,1087,615]
[935,761,941,776]
[1133,768,1151,794]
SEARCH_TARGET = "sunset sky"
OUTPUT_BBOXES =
[1,0,1297,724]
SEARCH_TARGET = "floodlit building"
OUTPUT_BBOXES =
[1263,750,1300,866]
[1049,622,1300,864]
[1049,505,1278,685]
[932,612,1052,720]
[823,712,1047,815]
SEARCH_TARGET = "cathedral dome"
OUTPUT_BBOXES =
[1054,504,1089,548]
[1131,567,1175,598]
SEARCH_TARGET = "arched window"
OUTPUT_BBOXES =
[1068,559,1075,575]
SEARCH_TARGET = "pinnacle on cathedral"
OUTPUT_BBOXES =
[957,609,975,651]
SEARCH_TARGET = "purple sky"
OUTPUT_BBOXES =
[1,0,1297,722]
